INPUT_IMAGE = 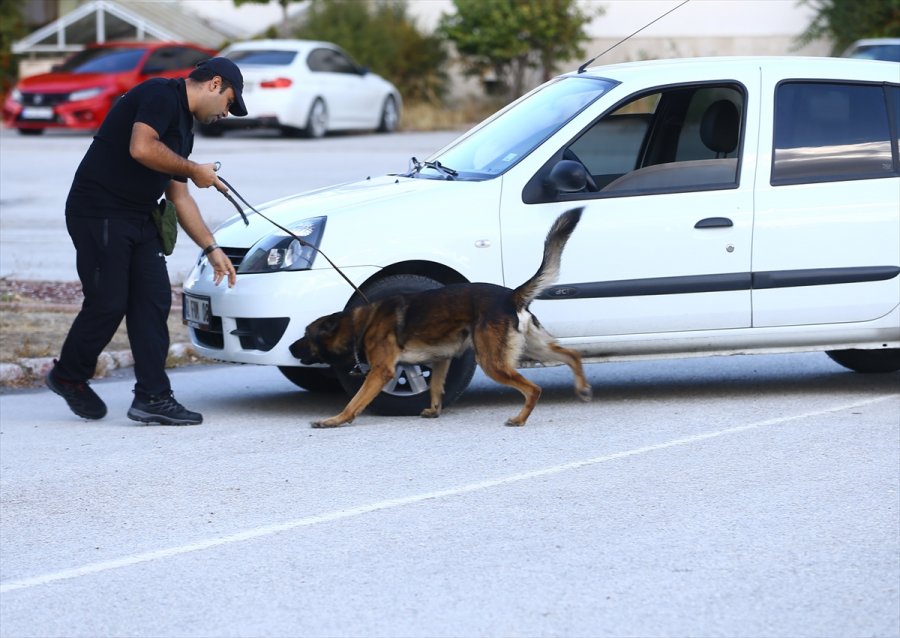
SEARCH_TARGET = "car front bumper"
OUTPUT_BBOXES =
[183,260,380,366]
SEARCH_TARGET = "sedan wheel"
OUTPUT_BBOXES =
[376,96,399,133]
[303,98,328,139]
[334,274,477,417]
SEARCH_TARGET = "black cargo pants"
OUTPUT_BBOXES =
[55,214,172,399]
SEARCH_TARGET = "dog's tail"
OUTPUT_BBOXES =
[512,207,583,311]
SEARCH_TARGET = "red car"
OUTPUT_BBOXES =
[3,41,215,135]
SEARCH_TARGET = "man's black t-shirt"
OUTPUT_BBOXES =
[66,77,194,220]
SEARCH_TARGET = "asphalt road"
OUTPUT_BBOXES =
[1,352,898,637]
[0,126,462,283]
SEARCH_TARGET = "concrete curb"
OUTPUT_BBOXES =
[0,342,199,388]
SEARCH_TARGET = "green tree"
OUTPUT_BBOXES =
[294,0,447,104]
[438,0,599,100]
[797,0,900,54]
[0,0,26,96]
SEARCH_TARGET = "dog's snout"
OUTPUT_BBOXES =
[290,337,320,364]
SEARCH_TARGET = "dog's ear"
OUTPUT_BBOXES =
[318,312,343,337]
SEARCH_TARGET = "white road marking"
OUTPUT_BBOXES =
[2,394,894,594]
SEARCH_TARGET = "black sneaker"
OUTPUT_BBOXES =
[46,365,107,420]
[127,391,203,426]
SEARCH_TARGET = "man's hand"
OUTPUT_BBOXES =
[207,248,237,287]
[191,163,225,190]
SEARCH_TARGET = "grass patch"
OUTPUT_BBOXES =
[399,98,506,131]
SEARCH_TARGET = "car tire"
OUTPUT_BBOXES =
[376,96,399,133]
[303,98,328,139]
[278,366,344,392]
[333,274,477,417]
[826,348,900,373]
[17,128,44,136]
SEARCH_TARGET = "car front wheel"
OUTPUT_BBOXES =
[334,274,477,417]
[278,366,343,392]
[826,348,900,373]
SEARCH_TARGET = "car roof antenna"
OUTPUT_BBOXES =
[578,0,691,73]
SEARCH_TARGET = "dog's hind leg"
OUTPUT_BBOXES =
[476,356,541,426]
[484,364,542,426]
[524,328,592,402]
[420,359,450,418]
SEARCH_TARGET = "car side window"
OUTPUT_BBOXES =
[576,84,743,195]
[308,48,359,74]
[176,47,212,69]
[143,47,185,73]
[772,82,896,185]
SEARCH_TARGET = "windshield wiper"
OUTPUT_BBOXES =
[409,156,458,180]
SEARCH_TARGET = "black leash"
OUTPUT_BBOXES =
[212,166,369,304]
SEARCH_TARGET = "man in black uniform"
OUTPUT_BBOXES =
[46,57,247,426]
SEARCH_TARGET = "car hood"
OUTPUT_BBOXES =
[213,174,459,248]
[16,72,119,92]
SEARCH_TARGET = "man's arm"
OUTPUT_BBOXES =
[166,180,236,287]
[130,122,223,190]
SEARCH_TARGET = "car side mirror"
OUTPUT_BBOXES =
[546,160,589,193]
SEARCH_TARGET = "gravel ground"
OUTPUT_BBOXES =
[0,278,197,388]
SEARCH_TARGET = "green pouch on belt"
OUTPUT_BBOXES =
[152,198,178,256]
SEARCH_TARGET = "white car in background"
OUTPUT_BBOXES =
[841,38,900,62]
[184,56,900,416]
[199,39,401,138]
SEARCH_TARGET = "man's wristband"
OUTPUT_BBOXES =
[202,243,219,256]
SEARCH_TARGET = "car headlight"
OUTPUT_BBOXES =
[237,216,327,274]
[68,87,104,102]
[10,88,22,102]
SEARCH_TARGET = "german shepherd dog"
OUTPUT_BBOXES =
[290,208,591,428]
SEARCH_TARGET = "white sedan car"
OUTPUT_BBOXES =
[184,56,900,415]
[199,39,401,138]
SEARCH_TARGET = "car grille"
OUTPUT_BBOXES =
[233,317,290,352]
[221,247,249,269]
[20,92,70,106]
[190,315,224,349]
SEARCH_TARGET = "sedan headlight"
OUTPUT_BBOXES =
[238,216,326,274]
[69,87,104,102]
[10,88,22,102]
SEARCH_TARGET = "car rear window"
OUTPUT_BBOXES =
[772,82,897,185]
[227,50,297,66]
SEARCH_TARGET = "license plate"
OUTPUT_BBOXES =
[21,106,54,120]
[182,293,211,330]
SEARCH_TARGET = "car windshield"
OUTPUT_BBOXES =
[59,47,146,73]
[422,75,616,180]
[226,50,298,65]
[848,44,900,63]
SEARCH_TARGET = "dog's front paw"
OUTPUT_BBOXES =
[504,418,526,427]
[420,407,442,419]
[577,386,593,402]
[310,418,343,428]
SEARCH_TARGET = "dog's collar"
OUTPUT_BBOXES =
[349,312,368,377]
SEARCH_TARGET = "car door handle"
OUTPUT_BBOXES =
[694,217,733,229]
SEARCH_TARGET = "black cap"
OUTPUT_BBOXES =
[195,57,247,116]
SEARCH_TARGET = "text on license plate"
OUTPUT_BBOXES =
[183,294,211,329]
[21,106,54,120]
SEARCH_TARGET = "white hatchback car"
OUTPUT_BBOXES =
[199,39,401,138]
[184,56,900,415]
